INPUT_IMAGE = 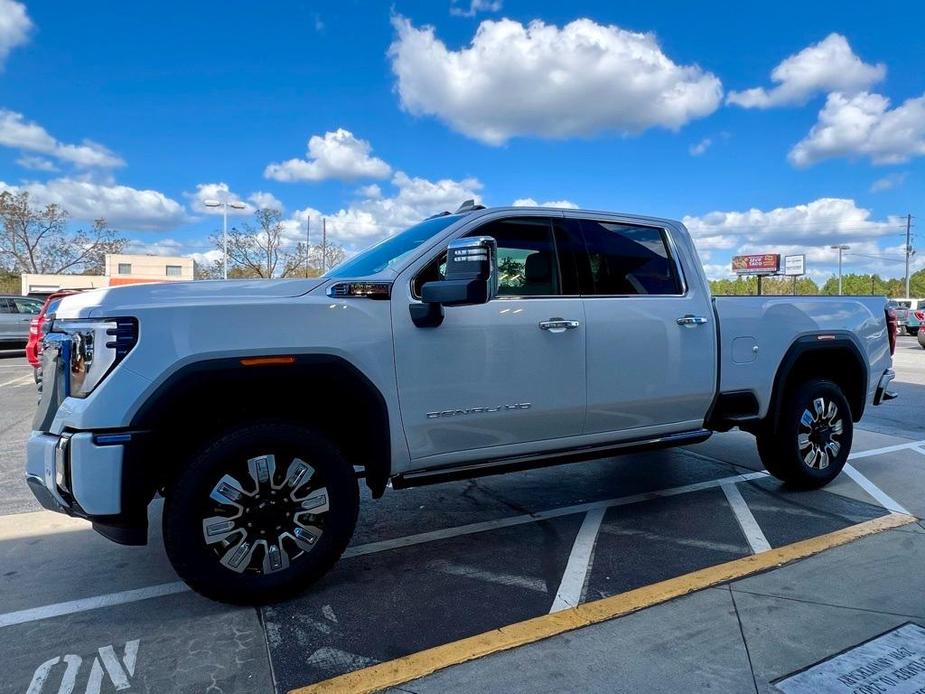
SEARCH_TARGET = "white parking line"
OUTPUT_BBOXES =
[549,508,606,613]
[0,374,32,388]
[848,439,925,460]
[0,582,188,629]
[721,483,772,553]
[842,464,911,516]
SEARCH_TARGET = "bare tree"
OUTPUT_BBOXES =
[0,191,126,274]
[211,208,346,279]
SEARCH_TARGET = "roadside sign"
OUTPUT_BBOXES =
[783,254,805,276]
[732,254,780,275]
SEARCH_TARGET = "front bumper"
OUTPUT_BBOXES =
[26,431,125,517]
[873,368,898,406]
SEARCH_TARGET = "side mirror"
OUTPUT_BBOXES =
[410,236,498,328]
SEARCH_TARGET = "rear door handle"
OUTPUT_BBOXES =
[539,318,580,333]
[676,315,708,326]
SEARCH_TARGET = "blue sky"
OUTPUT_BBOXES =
[1,0,923,281]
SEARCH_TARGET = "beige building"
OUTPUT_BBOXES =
[21,253,195,295]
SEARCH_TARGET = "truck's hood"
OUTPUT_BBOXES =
[55,278,326,318]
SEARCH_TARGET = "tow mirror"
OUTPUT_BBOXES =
[411,236,498,328]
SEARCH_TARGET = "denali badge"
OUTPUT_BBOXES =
[426,403,532,419]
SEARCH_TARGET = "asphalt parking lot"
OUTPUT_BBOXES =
[1,338,924,694]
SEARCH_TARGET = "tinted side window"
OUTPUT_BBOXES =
[12,298,41,314]
[0,299,12,314]
[576,220,682,296]
[413,217,573,297]
[482,218,561,296]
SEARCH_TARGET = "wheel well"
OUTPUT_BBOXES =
[768,339,867,429]
[129,355,391,500]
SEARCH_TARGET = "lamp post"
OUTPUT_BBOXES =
[830,244,850,295]
[203,198,247,279]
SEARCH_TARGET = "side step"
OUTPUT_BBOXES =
[390,429,712,490]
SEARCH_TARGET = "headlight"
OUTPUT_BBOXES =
[50,318,138,398]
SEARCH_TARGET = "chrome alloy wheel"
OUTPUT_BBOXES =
[202,455,329,574]
[798,397,844,470]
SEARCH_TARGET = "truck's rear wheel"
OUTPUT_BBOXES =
[163,422,358,605]
[756,379,853,489]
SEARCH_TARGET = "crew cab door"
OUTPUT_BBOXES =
[562,214,716,436]
[392,213,587,463]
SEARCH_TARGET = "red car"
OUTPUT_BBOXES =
[25,289,81,368]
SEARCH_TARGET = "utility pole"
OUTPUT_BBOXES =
[830,244,849,295]
[305,215,311,278]
[321,217,327,274]
[905,213,913,299]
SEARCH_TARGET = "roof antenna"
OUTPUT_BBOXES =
[455,199,486,214]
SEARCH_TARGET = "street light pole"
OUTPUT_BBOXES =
[203,198,247,279]
[830,244,850,295]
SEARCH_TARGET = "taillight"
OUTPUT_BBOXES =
[885,307,897,355]
[28,317,40,335]
[915,310,925,321]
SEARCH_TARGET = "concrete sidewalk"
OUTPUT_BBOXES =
[392,521,925,693]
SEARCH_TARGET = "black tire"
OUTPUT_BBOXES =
[908,327,919,337]
[163,421,358,605]
[755,379,853,489]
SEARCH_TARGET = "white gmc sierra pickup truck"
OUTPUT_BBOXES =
[25,204,899,604]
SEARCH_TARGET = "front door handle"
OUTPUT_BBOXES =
[539,318,581,333]
[676,315,709,327]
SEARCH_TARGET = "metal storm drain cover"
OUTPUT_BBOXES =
[774,623,925,693]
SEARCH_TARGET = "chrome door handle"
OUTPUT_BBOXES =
[676,315,708,326]
[539,318,581,333]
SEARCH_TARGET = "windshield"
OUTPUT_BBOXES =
[325,214,462,278]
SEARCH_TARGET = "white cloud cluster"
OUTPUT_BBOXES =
[789,91,925,167]
[0,177,188,230]
[264,128,392,182]
[0,110,124,168]
[282,171,483,251]
[683,198,901,257]
[389,16,723,145]
[512,198,578,209]
[450,0,502,17]
[0,0,31,68]
[727,34,884,109]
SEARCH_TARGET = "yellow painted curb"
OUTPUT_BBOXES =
[290,512,917,694]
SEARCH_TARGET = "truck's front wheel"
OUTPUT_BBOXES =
[756,379,853,488]
[163,422,358,605]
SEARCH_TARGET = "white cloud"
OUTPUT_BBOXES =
[264,128,392,182]
[0,0,31,68]
[689,138,712,156]
[389,16,723,145]
[16,155,58,172]
[727,34,884,109]
[281,171,483,251]
[0,177,188,230]
[789,91,925,167]
[512,198,578,209]
[187,182,254,216]
[123,238,185,257]
[450,0,502,17]
[356,184,382,199]
[870,172,908,193]
[0,110,124,168]
[248,191,284,211]
[683,198,901,256]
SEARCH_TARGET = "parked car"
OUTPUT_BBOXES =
[890,298,925,335]
[0,295,43,348]
[25,290,81,369]
[903,300,925,337]
[25,204,898,604]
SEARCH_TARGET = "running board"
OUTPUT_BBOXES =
[390,429,713,490]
